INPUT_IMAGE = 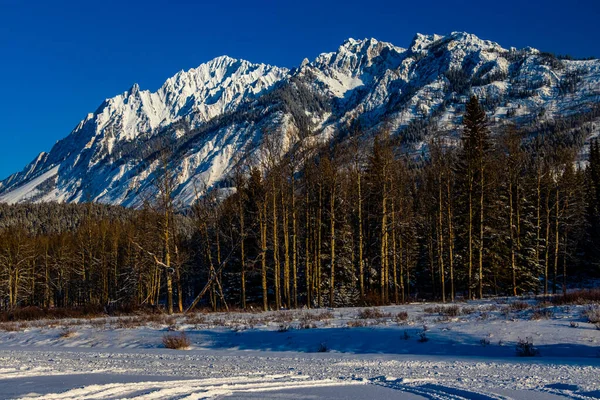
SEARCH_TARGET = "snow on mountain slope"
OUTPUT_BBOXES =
[2,32,600,208]
[0,56,287,206]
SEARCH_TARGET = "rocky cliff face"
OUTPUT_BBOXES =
[2,32,599,207]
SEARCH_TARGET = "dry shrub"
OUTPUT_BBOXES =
[551,289,600,305]
[516,337,539,357]
[0,322,23,332]
[461,307,475,315]
[394,311,409,323]
[88,318,107,329]
[584,306,600,324]
[312,311,334,321]
[0,305,105,322]
[531,307,553,320]
[162,332,190,349]
[59,328,76,338]
[509,301,530,311]
[483,304,500,312]
[442,305,461,316]
[300,321,316,329]
[358,308,390,319]
[184,313,206,326]
[272,311,295,324]
[424,305,461,316]
[111,316,144,329]
[347,320,368,328]
[298,313,317,329]
[211,318,227,327]
[144,314,176,327]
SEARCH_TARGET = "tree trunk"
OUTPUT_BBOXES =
[358,172,364,300]
[329,184,336,307]
[446,179,455,302]
[261,202,268,311]
[272,178,281,309]
[509,179,517,296]
[438,175,446,303]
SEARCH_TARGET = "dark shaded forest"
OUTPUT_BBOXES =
[1,97,599,315]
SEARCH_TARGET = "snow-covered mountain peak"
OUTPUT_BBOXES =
[2,32,599,208]
[127,83,141,97]
[410,31,508,54]
[409,33,445,52]
[313,38,404,75]
[76,55,289,144]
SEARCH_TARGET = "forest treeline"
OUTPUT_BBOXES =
[1,96,600,314]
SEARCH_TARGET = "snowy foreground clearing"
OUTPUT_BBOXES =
[1,298,599,399]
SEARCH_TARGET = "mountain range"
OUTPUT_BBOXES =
[1,31,599,207]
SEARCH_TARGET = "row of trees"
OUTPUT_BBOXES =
[1,97,598,313]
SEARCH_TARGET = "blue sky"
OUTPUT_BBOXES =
[1,0,598,180]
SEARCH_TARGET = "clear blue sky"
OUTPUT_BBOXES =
[1,0,598,180]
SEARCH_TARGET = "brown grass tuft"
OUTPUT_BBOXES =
[162,332,190,349]
[358,308,391,319]
[59,328,77,338]
[551,289,600,305]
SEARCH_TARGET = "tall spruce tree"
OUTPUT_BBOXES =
[457,95,492,299]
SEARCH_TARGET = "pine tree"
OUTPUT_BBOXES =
[456,96,492,299]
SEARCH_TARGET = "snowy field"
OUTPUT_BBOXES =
[1,298,599,399]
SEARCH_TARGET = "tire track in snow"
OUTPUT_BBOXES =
[19,375,364,399]
[370,376,512,400]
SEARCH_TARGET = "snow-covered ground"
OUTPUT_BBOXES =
[1,298,599,399]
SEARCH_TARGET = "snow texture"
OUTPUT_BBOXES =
[1,298,599,399]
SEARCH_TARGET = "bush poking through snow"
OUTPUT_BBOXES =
[299,321,316,329]
[312,311,334,321]
[162,332,190,349]
[461,307,475,315]
[299,313,319,329]
[277,324,290,333]
[347,320,368,328]
[317,342,329,352]
[358,308,390,319]
[185,313,206,326]
[584,306,600,324]
[509,301,529,311]
[480,338,491,346]
[424,305,461,316]
[551,289,600,305]
[59,328,76,339]
[443,305,461,317]
[531,307,553,320]
[569,321,579,328]
[394,311,409,323]
[516,337,539,357]
[0,322,23,332]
